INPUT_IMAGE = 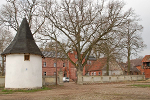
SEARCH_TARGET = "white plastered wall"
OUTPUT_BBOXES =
[5,54,42,88]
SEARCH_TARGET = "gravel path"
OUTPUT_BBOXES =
[0,81,150,100]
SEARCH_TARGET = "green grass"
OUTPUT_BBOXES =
[1,86,51,94]
[130,84,150,88]
[0,86,4,89]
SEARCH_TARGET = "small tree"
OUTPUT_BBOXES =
[92,32,125,75]
[0,0,45,35]
[120,20,146,75]
[0,28,13,76]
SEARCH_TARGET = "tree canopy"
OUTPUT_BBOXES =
[0,0,146,72]
[42,0,139,71]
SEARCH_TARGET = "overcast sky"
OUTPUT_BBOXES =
[0,0,149,59]
[123,0,150,59]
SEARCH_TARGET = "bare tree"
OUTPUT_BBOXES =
[0,0,45,35]
[0,28,13,76]
[120,20,146,75]
[92,32,125,75]
[42,0,135,71]
[0,28,13,51]
[39,41,67,53]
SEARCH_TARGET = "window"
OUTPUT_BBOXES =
[99,72,101,75]
[147,62,150,67]
[54,63,56,67]
[44,72,46,76]
[24,54,30,61]
[54,72,56,75]
[88,72,89,76]
[94,72,96,76]
[44,62,46,67]
[63,63,65,67]
[91,72,93,76]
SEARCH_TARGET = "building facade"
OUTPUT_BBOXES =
[142,55,150,79]
[42,51,69,77]
[42,51,78,81]
[87,58,123,76]
[42,51,124,81]
[1,18,43,89]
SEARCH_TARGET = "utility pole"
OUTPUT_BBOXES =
[52,24,58,85]
[55,40,58,85]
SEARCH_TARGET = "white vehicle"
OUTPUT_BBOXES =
[63,77,69,82]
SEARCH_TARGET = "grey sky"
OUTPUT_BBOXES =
[0,0,149,58]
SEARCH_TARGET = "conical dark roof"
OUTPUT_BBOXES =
[1,18,43,56]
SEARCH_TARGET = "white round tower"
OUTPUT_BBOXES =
[1,18,43,89]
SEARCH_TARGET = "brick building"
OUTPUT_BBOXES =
[42,51,86,81]
[87,58,105,76]
[42,51,69,77]
[67,51,78,80]
[120,59,142,75]
[42,51,94,80]
[42,51,124,80]
[87,58,123,76]
[142,55,150,79]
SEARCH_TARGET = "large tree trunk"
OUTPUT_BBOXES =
[127,30,131,75]
[127,49,131,75]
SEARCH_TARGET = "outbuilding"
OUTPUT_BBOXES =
[1,18,43,89]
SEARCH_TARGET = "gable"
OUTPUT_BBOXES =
[142,55,150,62]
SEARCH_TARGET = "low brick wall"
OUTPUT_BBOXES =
[42,70,63,85]
[81,75,145,84]
[42,76,60,85]
[0,76,5,87]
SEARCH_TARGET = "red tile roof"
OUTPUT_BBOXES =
[142,55,150,62]
[88,58,107,71]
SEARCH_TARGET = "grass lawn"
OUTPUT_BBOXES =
[0,86,51,94]
[130,84,150,88]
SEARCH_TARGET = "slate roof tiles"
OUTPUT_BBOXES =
[1,18,43,56]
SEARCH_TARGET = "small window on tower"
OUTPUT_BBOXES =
[24,54,30,61]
